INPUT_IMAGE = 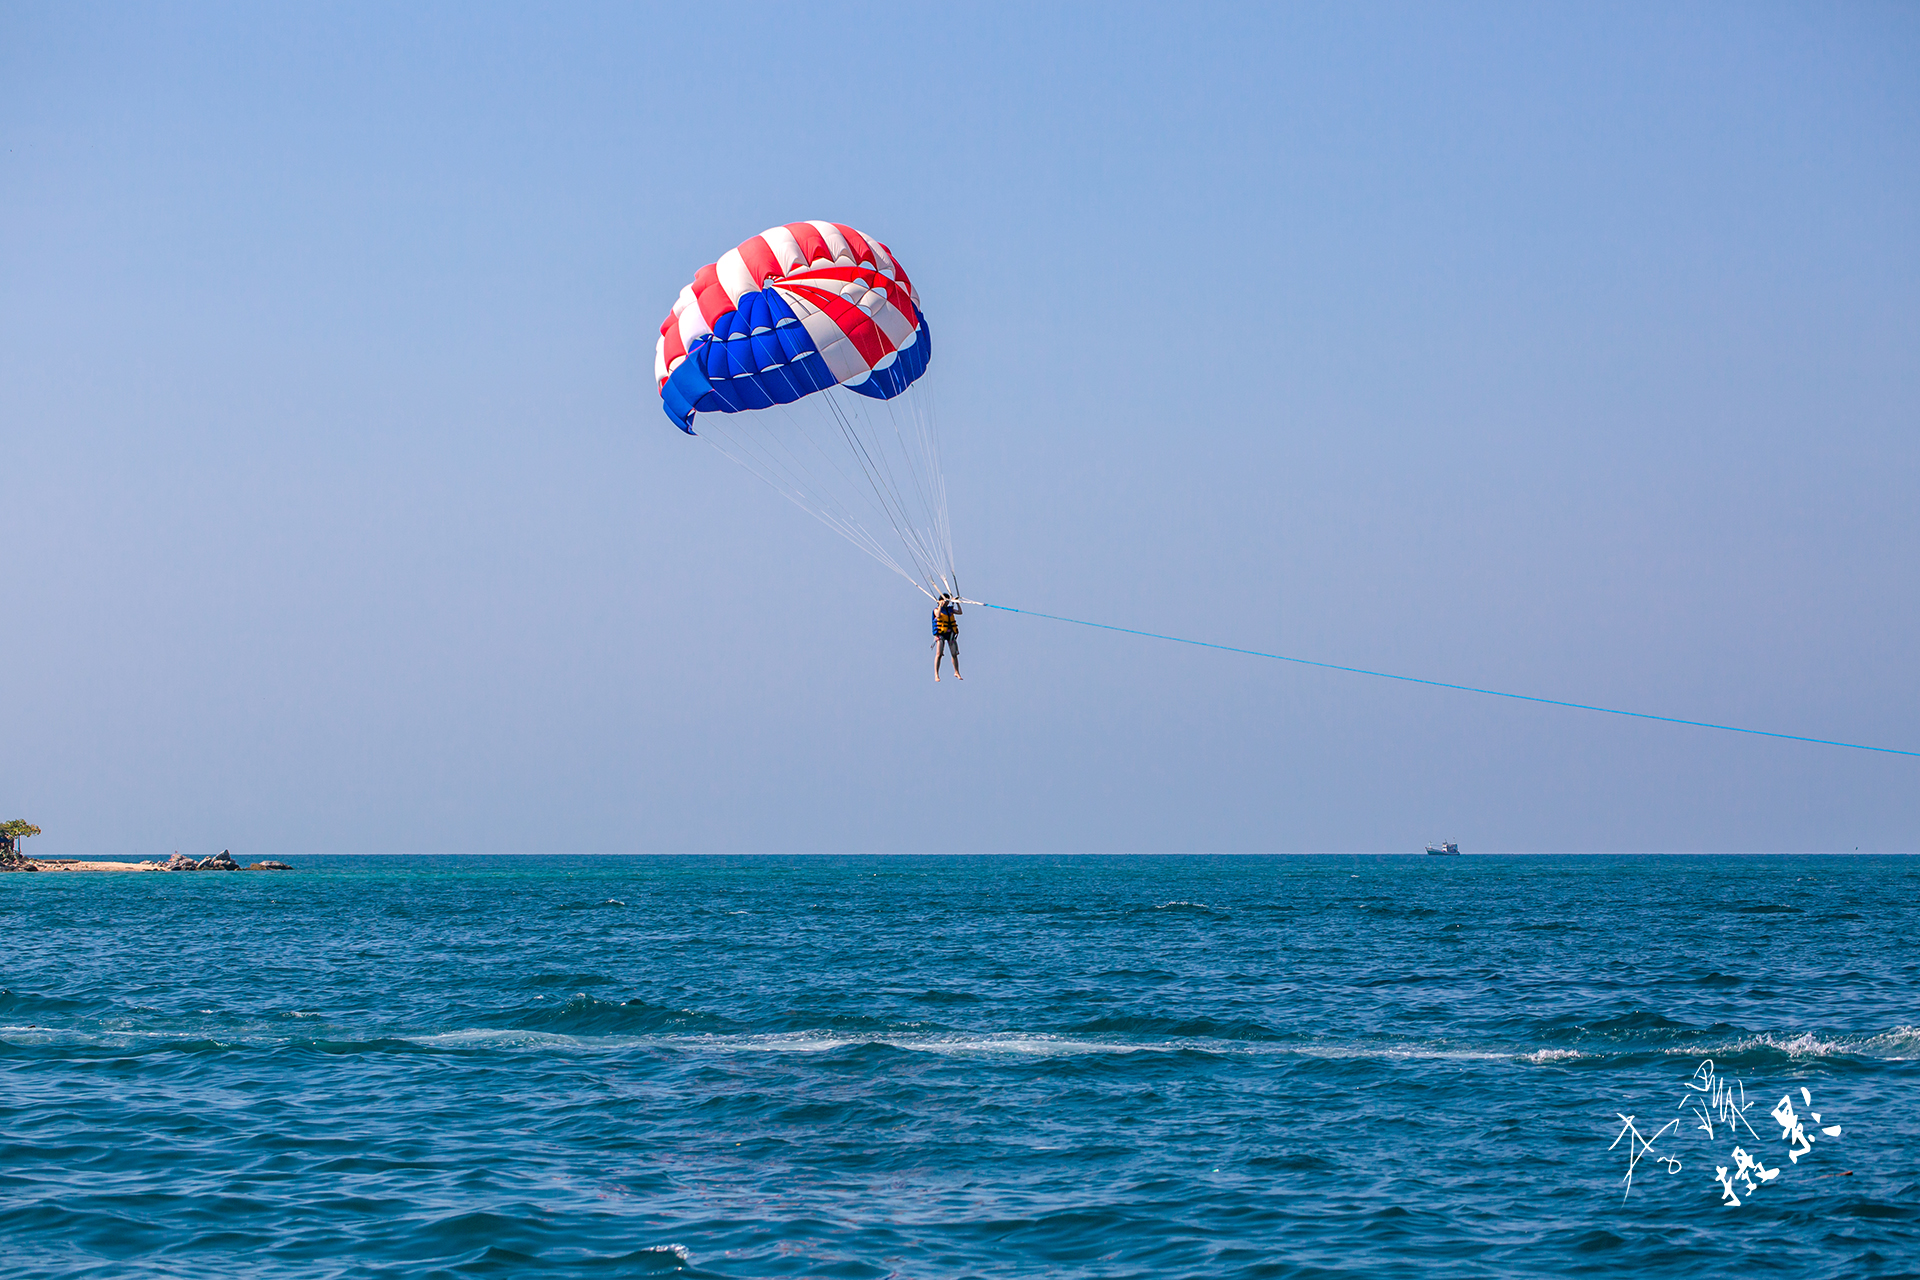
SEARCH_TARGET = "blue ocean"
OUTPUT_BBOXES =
[4,855,1915,1277]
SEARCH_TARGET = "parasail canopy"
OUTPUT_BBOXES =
[655,222,955,599]
[656,221,930,430]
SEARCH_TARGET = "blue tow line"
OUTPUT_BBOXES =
[975,602,1918,759]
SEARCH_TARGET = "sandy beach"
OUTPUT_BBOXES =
[21,860,159,872]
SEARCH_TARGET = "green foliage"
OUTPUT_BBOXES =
[1,820,42,841]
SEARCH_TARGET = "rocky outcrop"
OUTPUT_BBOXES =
[247,861,293,871]
[158,850,242,871]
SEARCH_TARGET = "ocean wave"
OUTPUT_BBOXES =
[407,1027,644,1052]
[1856,1024,1920,1057]
[1518,1048,1593,1064]
[0,1028,247,1053]
[400,1029,1190,1057]
[649,1031,1538,1061]
[1666,1028,1920,1061]
[698,1031,1179,1057]
[1356,972,1452,988]
[527,972,618,988]
[506,993,734,1037]
[0,989,104,1017]
[14,1011,1918,1068]
[360,1027,1553,1062]
[1537,1010,1699,1035]
[1067,1013,1282,1040]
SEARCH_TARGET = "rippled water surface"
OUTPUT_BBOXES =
[4,854,1917,1277]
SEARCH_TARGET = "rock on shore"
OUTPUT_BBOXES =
[159,850,242,871]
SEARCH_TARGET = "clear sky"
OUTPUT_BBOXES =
[4,2,1916,854]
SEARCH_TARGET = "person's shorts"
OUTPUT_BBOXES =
[937,632,959,654]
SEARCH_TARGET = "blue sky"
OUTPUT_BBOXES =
[3,2,1916,853]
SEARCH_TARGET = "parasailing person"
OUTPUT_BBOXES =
[933,593,962,682]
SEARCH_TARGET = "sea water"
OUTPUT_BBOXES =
[3,854,1915,1278]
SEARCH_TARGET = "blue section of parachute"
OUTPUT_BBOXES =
[845,313,932,402]
[659,290,932,434]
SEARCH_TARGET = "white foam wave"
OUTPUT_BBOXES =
[0,1021,1631,1063]
[17,1019,1916,1065]
[410,1028,603,1050]
[362,1024,1920,1064]
[1271,1044,1518,1062]
[1857,1024,1920,1058]
[386,1028,1560,1062]
[1519,1048,1591,1064]
[689,1031,1174,1057]
[1667,1029,1912,1059]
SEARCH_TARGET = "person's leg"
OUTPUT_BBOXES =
[935,637,945,680]
[951,638,962,680]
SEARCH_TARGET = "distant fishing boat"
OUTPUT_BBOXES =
[1425,841,1461,856]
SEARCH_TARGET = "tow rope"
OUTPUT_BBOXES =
[975,602,1918,759]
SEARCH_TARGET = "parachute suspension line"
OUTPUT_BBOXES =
[704,426,928,597]
[690,353,956,601]
[871,390,939,582]
[907,379,958,593]
[758,370,914,563]
[927,391,958,591]
[702,422,916,590]
[820,388,947,594]
[977,603,1920,758]
[872,381,938,556]
[828,389,940,585]
[855,386,951,596]
[821,396,932,589]
[928,411,955,590]
[875,379,955,594]
[902,380,957,596]
[695,364,933,596]
[700,422,923,595]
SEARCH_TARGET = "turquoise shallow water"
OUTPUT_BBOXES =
[3,854,1917,1278]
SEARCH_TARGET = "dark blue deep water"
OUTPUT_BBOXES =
[4,855,1917,1278]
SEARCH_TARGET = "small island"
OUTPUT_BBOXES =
[1,824,292,873]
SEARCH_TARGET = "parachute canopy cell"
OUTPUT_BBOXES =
[655,221,931,432]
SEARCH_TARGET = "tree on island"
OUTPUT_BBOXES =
[1,820,42,863]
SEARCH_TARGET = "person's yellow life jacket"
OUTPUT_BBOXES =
[934,606,958,637]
